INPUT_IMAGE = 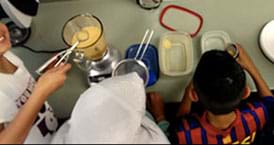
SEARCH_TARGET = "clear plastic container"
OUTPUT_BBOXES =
[201,31,231,54]
[159,32,194,76]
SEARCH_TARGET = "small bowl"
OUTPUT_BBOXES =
[112,59,149,86]
[226,43,239,59]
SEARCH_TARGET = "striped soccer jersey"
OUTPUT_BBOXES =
[175,97,274,144]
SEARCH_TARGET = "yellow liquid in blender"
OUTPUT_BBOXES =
[71,26,107,60]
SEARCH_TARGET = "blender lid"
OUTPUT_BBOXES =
[260,20,274,63]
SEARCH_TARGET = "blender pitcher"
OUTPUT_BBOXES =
[62,14,121,85]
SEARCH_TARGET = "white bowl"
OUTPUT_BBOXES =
[260,20,274,63]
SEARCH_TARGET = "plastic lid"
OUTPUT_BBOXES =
[160,5,204,38]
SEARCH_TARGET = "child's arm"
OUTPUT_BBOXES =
[0,64,71,144]
[236,44,273,97]
[247,66,273,97]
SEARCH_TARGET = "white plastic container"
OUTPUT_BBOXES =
[201,31,232,54]
[159,32,194,76]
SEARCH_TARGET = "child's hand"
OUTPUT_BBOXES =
[177,82,194,117]
[185,82,194,100]
[235,43,256,72]
[147,92,166,123]
[34,63,72,98]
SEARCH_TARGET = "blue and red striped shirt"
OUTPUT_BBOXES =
[175,97,274,144]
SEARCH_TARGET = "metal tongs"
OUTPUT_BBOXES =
[134,29,154,60]
[36,41,79,75]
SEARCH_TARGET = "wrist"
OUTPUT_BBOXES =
[32,86,50,100]
[155,115,166,123]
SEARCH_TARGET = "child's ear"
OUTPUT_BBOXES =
[190,89,199,102]
[242,86,251,100]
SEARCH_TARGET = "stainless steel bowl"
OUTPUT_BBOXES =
[112,59,149,86]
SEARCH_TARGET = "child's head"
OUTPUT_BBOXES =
[0,22,11,56]
[193,50,247,115]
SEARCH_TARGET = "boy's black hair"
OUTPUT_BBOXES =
[193,50,246,115]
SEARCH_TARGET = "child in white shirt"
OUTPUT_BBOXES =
[0,22,71,144]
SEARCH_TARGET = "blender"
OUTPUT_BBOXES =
[62,14,121,85]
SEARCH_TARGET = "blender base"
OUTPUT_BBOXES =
[87,46,121,86]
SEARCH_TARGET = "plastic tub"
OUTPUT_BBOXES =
[159,32,194,76]
[201,31,232,54]
[125,44,159,87]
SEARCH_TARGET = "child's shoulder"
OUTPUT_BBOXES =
[239,98,267,114]
[176,113,202,131]
[3,51,23,65]
[238,100,268,130]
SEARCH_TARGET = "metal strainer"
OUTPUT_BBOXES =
[112,29,154,86]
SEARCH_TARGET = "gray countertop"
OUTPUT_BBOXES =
[10,0,274,118]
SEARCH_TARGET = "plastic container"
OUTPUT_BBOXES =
[125,44,159,87]
[201,31,232,54]
[159,32,194,76]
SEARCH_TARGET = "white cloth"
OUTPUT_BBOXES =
[52,73,170,144]
[0,51,58,144]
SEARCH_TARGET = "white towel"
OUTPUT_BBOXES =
[52,73,170,144]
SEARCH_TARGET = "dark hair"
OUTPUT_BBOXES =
[193,50,246,115]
